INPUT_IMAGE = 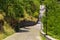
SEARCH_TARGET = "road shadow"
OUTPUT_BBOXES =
[4,17,37,32]
[18,19,36,28]
[16,29,29,33]
[23,27,30,30]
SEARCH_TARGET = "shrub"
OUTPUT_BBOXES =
[42,0,60,39]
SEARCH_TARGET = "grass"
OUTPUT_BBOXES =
[41,35,46,40]
[0,21,15,40]
[0,13,14,40]
[40,32,46,40]
[41,36,46,40]
[47,32,59,40]
[4,21,15,35]
[0,33,7,40]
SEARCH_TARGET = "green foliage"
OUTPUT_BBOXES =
[0,0,40,40]
[0,0,40,19]
[33,12,38,18]
[42,0,60,39]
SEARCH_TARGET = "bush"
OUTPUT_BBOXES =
[42,0,60,39]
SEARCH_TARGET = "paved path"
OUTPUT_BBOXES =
[3,24,42,40]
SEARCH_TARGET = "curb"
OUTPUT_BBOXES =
[40,30,56,40]
[38,23,57,40]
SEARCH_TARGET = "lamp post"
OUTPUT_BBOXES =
[46,5,48,35]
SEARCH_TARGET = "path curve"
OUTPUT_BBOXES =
[3,24,42,40]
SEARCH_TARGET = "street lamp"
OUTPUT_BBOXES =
[46,5,48,35]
